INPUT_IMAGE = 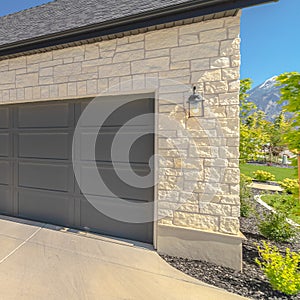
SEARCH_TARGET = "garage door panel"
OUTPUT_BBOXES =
[18,133,70,160]
[0,161,10,185]
[0,133,10,157]
[0,108,9,129]
[80,131,154,163]
[0,95,154,244]
[79,164,153,201]
[0,187,12,214]
[17,103,70,128]
[80,97,154,127]
[18,162,70,192]
[18,190,74,226]
[80,197,153,243]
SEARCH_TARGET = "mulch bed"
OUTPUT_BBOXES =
[160,202,300,300]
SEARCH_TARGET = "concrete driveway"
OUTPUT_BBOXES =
[0,215,247,300]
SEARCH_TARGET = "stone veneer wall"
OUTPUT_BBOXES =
[0,13,241,236]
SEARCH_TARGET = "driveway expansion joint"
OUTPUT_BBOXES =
[0,225,44,264]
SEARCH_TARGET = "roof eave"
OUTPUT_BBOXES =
[0,0,277,57]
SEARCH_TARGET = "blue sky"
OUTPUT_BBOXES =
[1,0,299,87]
[241,0,300,86]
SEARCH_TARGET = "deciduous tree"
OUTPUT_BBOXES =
[277,72,300,201]
[277,72,300,151]
[239,78,269,162]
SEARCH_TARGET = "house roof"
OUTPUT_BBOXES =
[0,0,277,57]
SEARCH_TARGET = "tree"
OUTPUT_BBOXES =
[240,78,256,118]
[265,112,290,162]
[276,72,300,152]
[239,78,270,162]
[277,72,300,201]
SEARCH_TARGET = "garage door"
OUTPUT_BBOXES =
[0,94,154,244]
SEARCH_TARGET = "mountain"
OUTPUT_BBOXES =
[247,76,286,121]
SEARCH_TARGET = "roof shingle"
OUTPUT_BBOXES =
[0,0,205,46]
[0,0,275,52]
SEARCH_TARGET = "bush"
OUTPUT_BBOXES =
[256,241,300,296]
[263,193,297,212]
[253,170,275,182]
[240,174,254,217]
[258,211,297,242]
[279,178,299,195]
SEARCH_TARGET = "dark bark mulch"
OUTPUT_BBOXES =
[160,203,300,300]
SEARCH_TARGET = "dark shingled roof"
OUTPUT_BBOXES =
[0,0,210,46]
[0,0,276,53]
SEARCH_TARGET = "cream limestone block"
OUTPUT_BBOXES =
[84,44,100,60]
[53,46,84,60]
[0,70,15,84]
[200,203,232,217]
[173,212,219,231]
[205,81,228,94]
[220,217,240,235]
[210,57,230,69]
[171,42,219,62]
[222,68,240,80]
[99,62,130,77]
[200,28,227,43]
[179,19,224,35]
[9,57,26,70]
[220,39,240,56]
[16,73,38,88]
[145,29,178,50]
[40,67,53,77]
[54,62,81,77]
[131,57,170,74]
[113,49,144,63]
[27,51,53,64]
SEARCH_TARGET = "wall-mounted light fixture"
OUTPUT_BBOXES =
[186,86,204,118]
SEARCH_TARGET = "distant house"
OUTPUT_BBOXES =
[0,0,275,270]
[280,150,297,159]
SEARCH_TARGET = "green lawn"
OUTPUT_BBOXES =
[261,193,300,224]
[240,163,297,182]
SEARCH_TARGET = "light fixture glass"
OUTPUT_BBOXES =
[187,86,204,118]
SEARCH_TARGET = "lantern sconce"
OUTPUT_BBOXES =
[186,86,204,118]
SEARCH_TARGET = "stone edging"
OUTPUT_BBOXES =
[254,195,300,228]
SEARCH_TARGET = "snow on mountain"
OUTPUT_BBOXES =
[247,76,286,121]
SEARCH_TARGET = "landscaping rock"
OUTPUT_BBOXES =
[161,200,300,300]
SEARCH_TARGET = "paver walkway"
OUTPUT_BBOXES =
[249,182,283,192]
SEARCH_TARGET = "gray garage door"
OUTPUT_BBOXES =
[0,94,154,244]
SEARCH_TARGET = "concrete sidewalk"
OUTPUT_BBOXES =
[0,215,247,300]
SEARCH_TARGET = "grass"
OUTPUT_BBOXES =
[261,193,300,225]
[240,163,297,182]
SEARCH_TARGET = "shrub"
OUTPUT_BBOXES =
[253,170,275,182]
[240,174,254,217]
[263,193,298,213]
[261,193,300,225]
[256,241,300,296]
[279,178,299,195]
[258,211,297,242]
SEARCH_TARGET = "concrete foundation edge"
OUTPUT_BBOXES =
[157,224,245,271]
